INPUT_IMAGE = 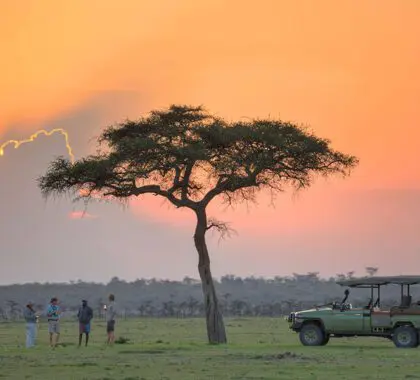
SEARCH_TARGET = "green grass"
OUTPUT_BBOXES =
[1,317,420,379]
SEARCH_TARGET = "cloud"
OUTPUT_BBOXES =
[68,211,98,220]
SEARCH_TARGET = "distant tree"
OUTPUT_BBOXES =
[365,267,379,277]
[6,300,20,320]
[38,104,358,343]
[182,276,194,285]
[336,273,346,281]
[346,271,355,279]
[186,297,199,316]
[96,298,104,319]
[109,276,122,284]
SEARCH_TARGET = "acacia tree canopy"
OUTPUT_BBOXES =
[38,104,358,207]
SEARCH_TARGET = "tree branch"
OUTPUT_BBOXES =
[131,184,196,209]
[206,217,237,242]
[181,162,194,200]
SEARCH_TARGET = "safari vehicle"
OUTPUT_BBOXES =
[287,276,420,348]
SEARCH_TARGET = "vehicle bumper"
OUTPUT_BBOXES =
[286,313,303,331]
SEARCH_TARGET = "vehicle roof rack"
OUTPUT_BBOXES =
[336,276,420,288]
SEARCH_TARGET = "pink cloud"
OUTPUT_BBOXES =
[68,211,98,220]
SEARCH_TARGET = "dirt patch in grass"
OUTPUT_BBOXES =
[54,362,99,367]
[251,351,311,361]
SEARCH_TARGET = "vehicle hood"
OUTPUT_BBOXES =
[293,307,332,317]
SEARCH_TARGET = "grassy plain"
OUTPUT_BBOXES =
[1,317,419,379]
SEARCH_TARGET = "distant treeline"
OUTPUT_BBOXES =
[1,272,418,320]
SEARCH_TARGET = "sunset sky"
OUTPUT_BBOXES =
[1,1,419,284]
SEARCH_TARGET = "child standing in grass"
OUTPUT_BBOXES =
[106,294,117,345]
[23,301,37,348]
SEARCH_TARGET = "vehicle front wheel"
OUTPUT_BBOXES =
[299,323,325,346]
[321,334,330,346]
[392,326,418,348]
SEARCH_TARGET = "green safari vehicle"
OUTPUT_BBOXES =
[287,275,420,348]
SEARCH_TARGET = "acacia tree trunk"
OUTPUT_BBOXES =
[194,208,227,344]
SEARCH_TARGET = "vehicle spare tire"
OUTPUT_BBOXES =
[392,325,418,348]
[299,323,326,346]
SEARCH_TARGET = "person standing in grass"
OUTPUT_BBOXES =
[23,301,37,348]
[46,297,61,348]
[77,300,93,347]
[106,294,117,345]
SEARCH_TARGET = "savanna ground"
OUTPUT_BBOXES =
[1,317,419,380]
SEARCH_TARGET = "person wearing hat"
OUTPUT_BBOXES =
[77,299,93,347]
[23,301,37,348]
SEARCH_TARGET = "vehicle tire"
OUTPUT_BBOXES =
[321,334,330,346]
[299,323,325,346]
[392,326,418,348]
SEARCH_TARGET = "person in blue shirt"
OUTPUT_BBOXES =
[46,297,61,348]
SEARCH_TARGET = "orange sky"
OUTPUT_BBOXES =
[1,1,420,281]
[2,1,419,186]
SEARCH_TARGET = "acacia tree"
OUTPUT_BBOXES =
[38,104,358,344]
[365,267,379,277]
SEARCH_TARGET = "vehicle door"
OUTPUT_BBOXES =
[327,308,367,333]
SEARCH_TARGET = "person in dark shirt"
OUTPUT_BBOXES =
[77,300,93,347]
